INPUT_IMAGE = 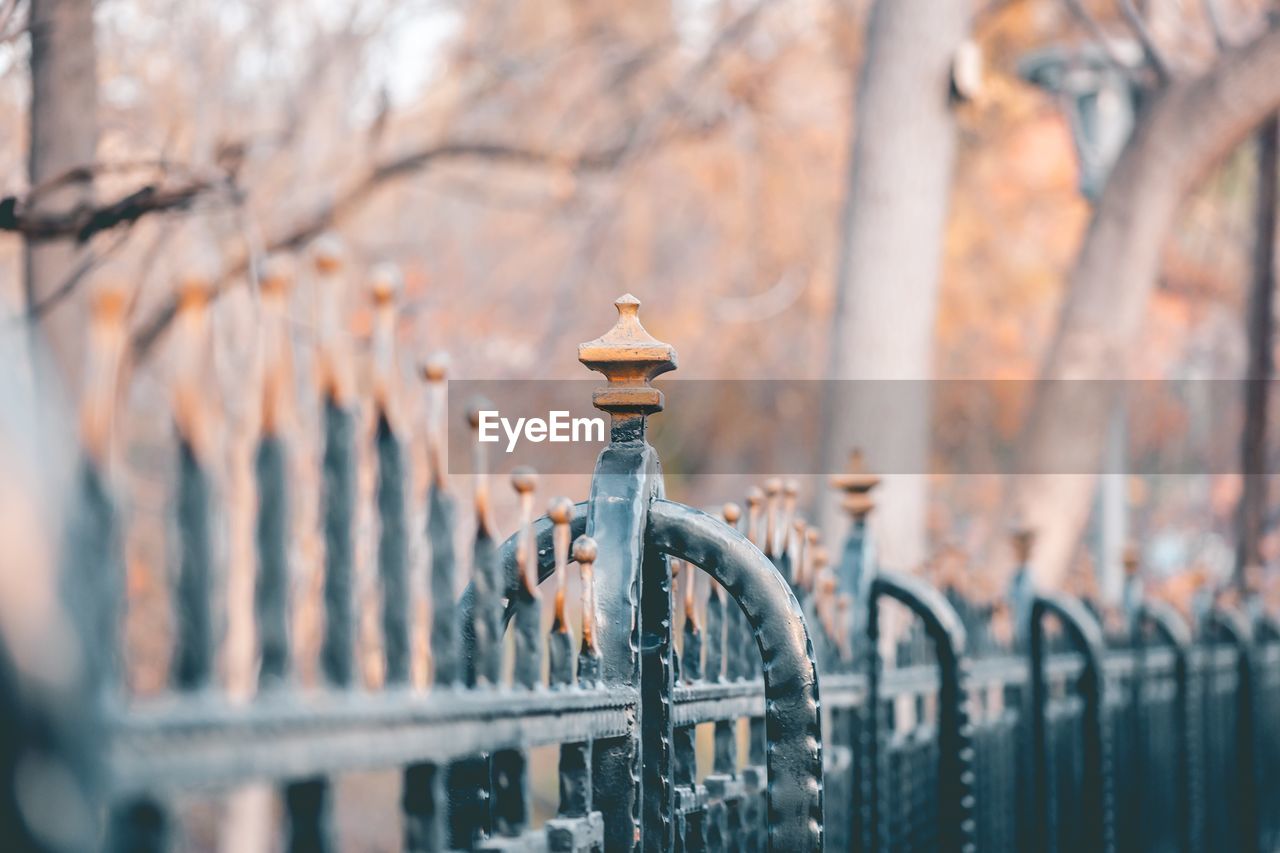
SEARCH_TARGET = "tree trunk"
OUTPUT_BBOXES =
[821,0,969,571]
[26,0,98,396]
[1014,25,1280,587]
[1236,116,1278,583]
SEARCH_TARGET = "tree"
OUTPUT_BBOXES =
[1015,9,1280,586]
[821,0,971,570]
[25,0,97,394]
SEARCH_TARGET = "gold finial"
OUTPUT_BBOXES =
[309,240,352,405]
[791,518,808,587]
[312,233,344,275]
[369,263,402,423]
[764,478,782,557]
[1009,521,1035,565]
[549,495,575,631]
[512,467,538,595]
[578,294,677,421]
[81,279,130,462]
[259,258,295,436]
[781,480,799,556]
[804,527,822,590]
[682,558,699,631]
[574,534,600,654]
[1122,542,1141,577]
[830,448,880,519]
[259,255,293,297]
[722,502,742,526]
[421,353,449,383]
[421,352,449,489]
[172,272,215,457]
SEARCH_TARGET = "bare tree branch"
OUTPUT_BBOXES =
[1117,0,1173,81]
[1202,0,1229,50]
[129,124,723,359]
[0,180,220,242]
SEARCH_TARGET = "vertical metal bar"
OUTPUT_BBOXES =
[319,398,355,688]
[405,356,452,853]
[548,498,576,689]
[1208,608,1260,853]
[376,414,411,685]
[577,295,678,851]
[494,470,539,840]
[255,433,291,689]
[172,439,213,690]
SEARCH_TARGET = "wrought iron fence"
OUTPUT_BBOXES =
[0,257,1278,852]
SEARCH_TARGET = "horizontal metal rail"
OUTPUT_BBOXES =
[107,687,635,795]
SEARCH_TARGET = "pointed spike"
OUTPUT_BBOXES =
[573,535,600,661]
[511,467,538,596]
[549,497,574,632]
[309,240,352,405]
[421,352,450,489]
[468,399,493,536]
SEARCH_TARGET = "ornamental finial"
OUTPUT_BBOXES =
[830,448,880,519]
[578,294,677,419]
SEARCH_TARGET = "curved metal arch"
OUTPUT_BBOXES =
[869,570,975,853]
[1139,600,1193,649]
[645,498,824,853]
[456,502,589,649]
[1204,606,1260,853]
[1137,600,1194,853]
[1030,593,1113,853]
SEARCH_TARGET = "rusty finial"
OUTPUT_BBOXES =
[259,257,295,436]
[781,480,799,555]
[549,496,574,632]
[369,263,403,426]
[469,400,493,535]
[171,272,215,458]
[578,294,677,427]
[830,448,880,520]
[574,535,600,656]
[512,467,538,596]
[791,518,808,588]
[746,487,764,548]
[80,278,130,462]
[312,233,344,274]
[310,239,352,405]
[764,478,782,557]
[1122,542,1141,577]
[682,557,699,631]
[420,352,449,489]
[805,527,821,590]
[1009,520,1035,566]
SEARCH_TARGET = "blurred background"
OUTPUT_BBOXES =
[2,0,1280,845]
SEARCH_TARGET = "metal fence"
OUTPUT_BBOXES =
[1,268,1278,853]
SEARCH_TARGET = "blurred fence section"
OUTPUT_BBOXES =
[0,262,1277,852]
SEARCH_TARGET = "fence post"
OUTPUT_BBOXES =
[1030,594,1112,853]
[577,294,677,852]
